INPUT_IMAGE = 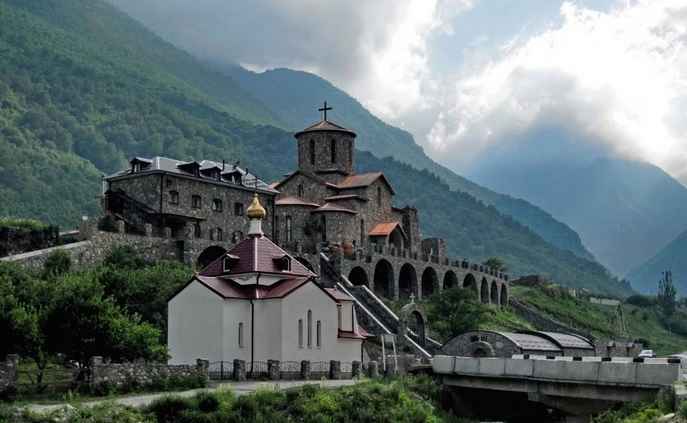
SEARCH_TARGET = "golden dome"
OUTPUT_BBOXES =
[246,193,266,219]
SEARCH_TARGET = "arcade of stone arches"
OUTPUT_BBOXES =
[346,259,508,306]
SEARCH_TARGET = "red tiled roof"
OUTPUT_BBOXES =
[199,236,316,277]
[310,203,357,214]
[324,287,353,302]
[369,221,403,237]
[335,172,395,194]
[294,120,356,138]
[275,196,320,207]
[195,275,311,300]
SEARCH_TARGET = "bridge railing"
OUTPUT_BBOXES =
[432,355,681,387]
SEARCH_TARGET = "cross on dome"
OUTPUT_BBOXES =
[318,101,333,121]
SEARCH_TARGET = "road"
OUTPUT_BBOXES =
[25,379,360,414]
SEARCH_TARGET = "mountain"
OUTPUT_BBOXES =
[0,0,630,295]
[627,229,687,294]
[468,127,687,277]
[221,66,594,261]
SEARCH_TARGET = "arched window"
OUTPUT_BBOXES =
[337,304,342,329]
[192,195,202,209]
[307,310,312,348]
[169,191,179,205]
[238,322,244,348]
[377,186,382,206]
[193,223,202,239]
[321,215,327,242]
[212,198,223,212]
[298,319,303,348]
[330,138,336,163]
[297,184,304,198]
[316,320,322,348]
[360,219,365,245]
[274,215,280,243]
[216,228,223,241]
[309,139,315,165]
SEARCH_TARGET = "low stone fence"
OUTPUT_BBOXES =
[88,356,209,390]
[0,355,19,395]
[209,360,374,382]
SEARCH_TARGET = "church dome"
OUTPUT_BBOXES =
[246,193,267,219]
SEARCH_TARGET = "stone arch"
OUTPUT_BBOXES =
[399,263,417,299]
[348,266,369,287]
[443,270,458,290]
[463,273,478,298]
[373,259,394,298]
[480,278,489,304]
[421,267,438,299]
[490,280,498,304]
[197,245,227,270]
[500,284,508,306]
[295,257,315,272]
[399,302,428,348]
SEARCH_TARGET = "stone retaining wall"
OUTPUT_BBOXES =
[0,355,18,395]
[89,356,208,389]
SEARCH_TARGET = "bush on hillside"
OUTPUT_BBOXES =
[42,249,71,277]
[625,295,656,308]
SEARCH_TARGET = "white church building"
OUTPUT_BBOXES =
[168,192,366,365]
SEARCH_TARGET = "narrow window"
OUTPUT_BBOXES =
[216,228,223,241]
[316,320,322,348]
[321,215,327,242]
[337,304,342,330]
[286,216,293,242]
[169,191,179,205]
[298,319,304,348]
[238,322,244,348]
[330,139,336,163]
[234,202,244,216]
[212,199,223,212]
[309,139,316,165]
[132,163,141,173]
[165,178,173,188]
[307,310,312,348]
[297,184,304,198]
[274,215,280,243]
[194,223,202,239]
[377,186,382,206]
[192,195,202,209]
[360,219,365,245]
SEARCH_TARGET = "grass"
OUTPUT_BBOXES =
[509,285,687,355]
[0,218,50,231]
[478,306,535,332]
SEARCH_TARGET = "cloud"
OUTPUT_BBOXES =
[108,0,472,122]
[427,1,687,181]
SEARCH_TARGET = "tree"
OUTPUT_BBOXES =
[658,270,677,317]
[483,257,507,272]
[426,288,487,342]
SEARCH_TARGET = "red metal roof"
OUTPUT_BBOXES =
[199,235,316,278]
[369,222,403,237]
[275,196,320,207]
[324,287,353,302]
[335,172,395,194]
[311,203,357,214]
[195,275,311,300]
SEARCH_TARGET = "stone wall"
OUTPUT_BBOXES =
[0,226,59,257]
[0,355,18,395]
[89,356,208,389]
[296,131,355,175]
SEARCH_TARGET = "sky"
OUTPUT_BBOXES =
[109,0,687,182]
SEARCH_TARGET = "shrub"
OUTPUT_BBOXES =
[146,396,193,423]
[195,392,220,413]
[679,400,687,418]
[42,249,71,277]
[625,295,656,308]
[104,246,147,269]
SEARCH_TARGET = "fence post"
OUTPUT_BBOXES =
[233,359,246,381]
[300,360,311,380]
[367,361,379,378]
[352,361,362,379]
[268,360,281,381]
[196,359,209,383]
[329,360,341,380]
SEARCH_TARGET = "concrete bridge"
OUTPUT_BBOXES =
[296,245,509,305]
[433,355,683,422]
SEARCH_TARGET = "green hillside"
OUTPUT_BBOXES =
[505,285,687,355]
[0,0,629,295]
[224,66,595,261]
[627,230,687,295]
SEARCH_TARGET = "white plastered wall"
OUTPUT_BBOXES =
[221,298,252,362]
[168,280,223,364]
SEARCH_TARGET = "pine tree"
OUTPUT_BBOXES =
[658,270,677,317]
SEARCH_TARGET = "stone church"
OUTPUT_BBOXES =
[272,104,429,258]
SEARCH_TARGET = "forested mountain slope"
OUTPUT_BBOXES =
[0,0,629,295]
[223,66,594,261]
[627,229,687,295]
